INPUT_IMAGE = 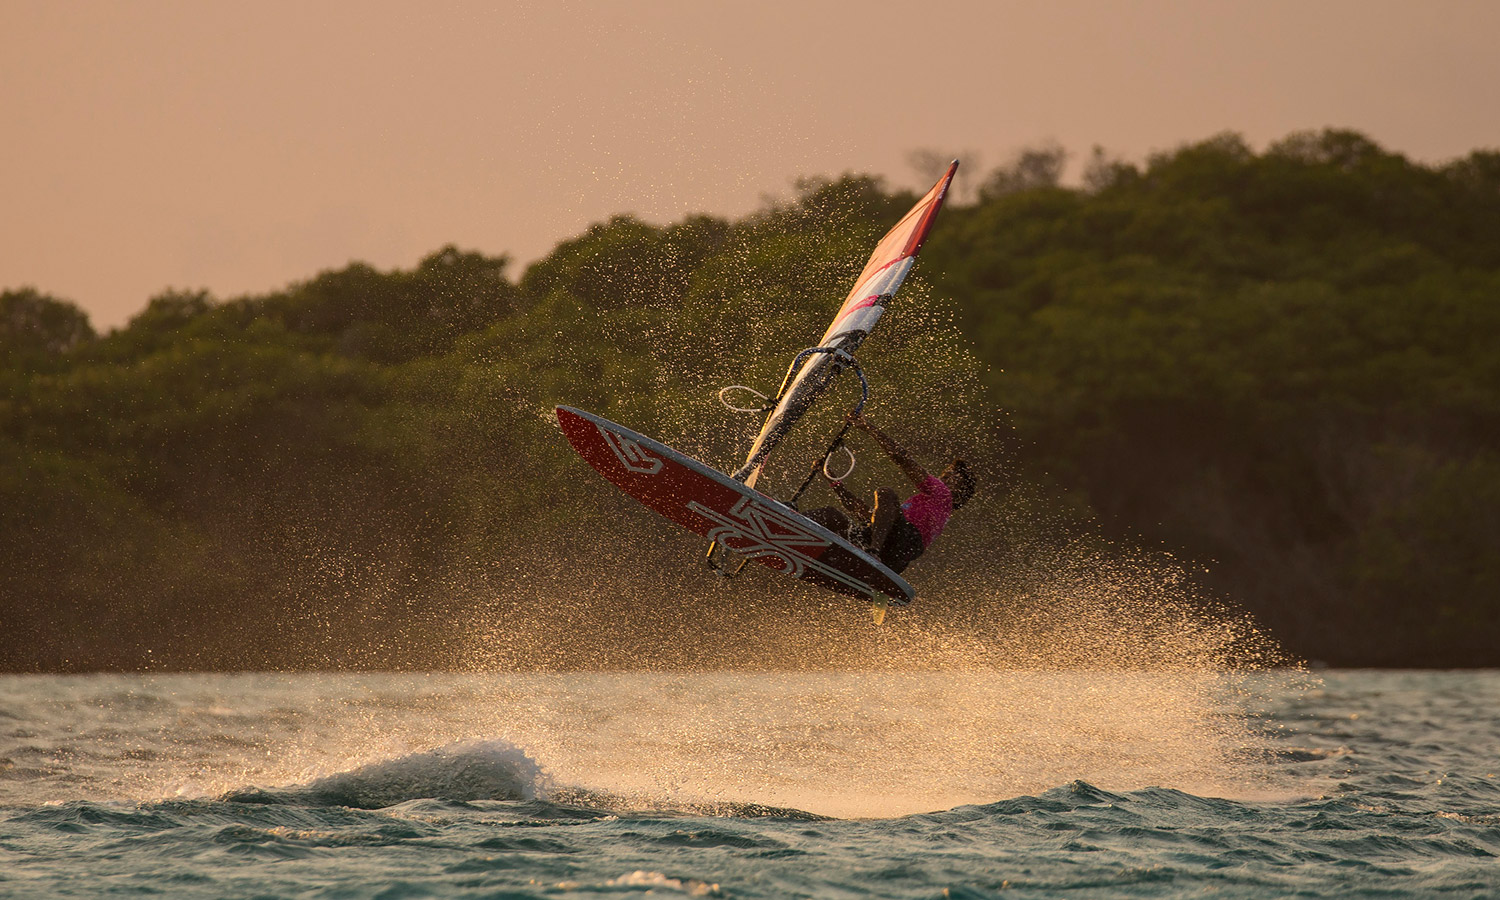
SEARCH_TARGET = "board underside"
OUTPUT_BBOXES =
[555,406,915,605]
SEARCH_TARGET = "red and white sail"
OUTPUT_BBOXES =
[818,159,959,348]
[733,161,959,486]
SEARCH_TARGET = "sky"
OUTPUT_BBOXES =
[3,0,1498,329]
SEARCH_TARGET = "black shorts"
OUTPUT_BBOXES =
[879,516,925,574]
[801,506,924,573]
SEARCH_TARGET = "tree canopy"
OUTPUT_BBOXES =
[2,129,1496,671]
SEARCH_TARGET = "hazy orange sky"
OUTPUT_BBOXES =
[4,0,1498,328]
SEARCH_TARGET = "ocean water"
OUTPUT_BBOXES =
[1,670,1496,898]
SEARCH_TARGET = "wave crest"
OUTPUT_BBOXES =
[227,740,546,809]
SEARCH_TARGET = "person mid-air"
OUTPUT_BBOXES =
[557,162,962,608]
[802,411,975,573]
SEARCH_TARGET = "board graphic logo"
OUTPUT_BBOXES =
[687,496,871,594]
[596,424,663,474]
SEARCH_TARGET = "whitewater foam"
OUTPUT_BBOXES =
[6,672,1498,898]
[279,740,546,809]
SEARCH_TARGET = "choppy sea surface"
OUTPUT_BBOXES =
[1,670,1496,898]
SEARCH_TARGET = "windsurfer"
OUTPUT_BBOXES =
[801,411,975,573]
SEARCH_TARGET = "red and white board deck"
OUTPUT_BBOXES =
[556,406,914,605]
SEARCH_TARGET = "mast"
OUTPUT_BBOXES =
[732,161,959,487]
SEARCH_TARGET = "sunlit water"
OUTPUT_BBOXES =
[2,671,1497,898]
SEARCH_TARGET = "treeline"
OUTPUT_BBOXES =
[923,130,1500,666]
[2,128,1496,669]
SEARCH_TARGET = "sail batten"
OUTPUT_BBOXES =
[731,161,959,486]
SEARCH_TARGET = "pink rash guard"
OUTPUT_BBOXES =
[900,475,953,548]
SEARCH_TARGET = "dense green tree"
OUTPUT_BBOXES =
[1,288,95,365]
[1,128,1496,670]
[921,129,1500,664]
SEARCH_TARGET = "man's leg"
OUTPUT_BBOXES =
[802,506,852,539]
[869,488,902,552]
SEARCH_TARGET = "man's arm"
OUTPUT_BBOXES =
[850,411,930,489]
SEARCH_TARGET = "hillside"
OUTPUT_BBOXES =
[3,129,1496,670]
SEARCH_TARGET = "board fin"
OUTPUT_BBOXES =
[871,596,889,626]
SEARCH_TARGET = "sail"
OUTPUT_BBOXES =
[732,161,959,487]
